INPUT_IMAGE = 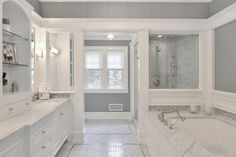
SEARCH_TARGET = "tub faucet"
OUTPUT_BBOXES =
[169,112,186,130]
[159,110,181,122]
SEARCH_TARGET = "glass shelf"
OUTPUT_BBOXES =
[3,62,29,67]
[3,29,29,41]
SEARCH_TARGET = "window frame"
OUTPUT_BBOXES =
[84,46,128,93]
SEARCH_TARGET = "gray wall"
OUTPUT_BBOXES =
[84,40,131,112]
[215,20,236,93]
[26,0,236,19]
[26,0,41,15]
[209,0,236,17]
[40,2,209,19]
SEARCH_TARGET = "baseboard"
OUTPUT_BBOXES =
[68,132,84,144]
[85,112,132,120]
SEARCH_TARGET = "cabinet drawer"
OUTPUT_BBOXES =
[2,99,31,118]
[33,138,51,157]
[32,121,52,147]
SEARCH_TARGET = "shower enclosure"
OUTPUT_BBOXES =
[149,34,199,89]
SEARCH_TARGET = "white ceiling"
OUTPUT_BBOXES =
[84,31,136,40]
[39,0,213,3]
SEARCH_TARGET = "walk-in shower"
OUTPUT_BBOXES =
[149,34,199,89]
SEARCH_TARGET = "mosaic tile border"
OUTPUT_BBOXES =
[213,107,236,121]
[149,104,236,122]
[149,105,191,112]
[50,93,70,99]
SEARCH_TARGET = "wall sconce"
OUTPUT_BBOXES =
[50,46,60,55]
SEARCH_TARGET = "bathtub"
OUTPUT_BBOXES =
[145,112,236,157]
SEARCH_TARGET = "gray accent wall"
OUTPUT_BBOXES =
[209,0,236,17]
[26,0,41,15]
[84,40,131,112]
[40,2,209,19]
[215,20,236,93]
[85,93,130,112]
[26,0,236,19]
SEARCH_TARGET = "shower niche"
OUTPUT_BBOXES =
[149,34,199,89]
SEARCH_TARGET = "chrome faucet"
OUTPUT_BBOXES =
[169,111,186,130]
[159,110,181,122]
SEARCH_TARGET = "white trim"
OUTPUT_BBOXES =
[44,19,207,32]
[129,37,138,119]
[39,0,212,2]
[208,2,236,29]
[85,112,132,120]
[84,89,128,93]
[212,90,236,112]
[206,3,236,111]
[149,89,202,105]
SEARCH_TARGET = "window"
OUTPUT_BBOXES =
[85,52,103,89]
[107,51,125,89]
[70,34,75,87]
[85,47,128,93]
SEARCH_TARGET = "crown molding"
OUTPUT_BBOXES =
[39,0,212,3]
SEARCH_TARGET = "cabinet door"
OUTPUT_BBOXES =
[59,105,69,138]
[52,113,61,151]
[0,138,27,157]
[51,104,69,155]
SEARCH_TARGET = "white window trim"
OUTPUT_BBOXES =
[84,46,129,93]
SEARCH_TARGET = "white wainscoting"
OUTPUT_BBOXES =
[149,89,202,105]
[212,90,236,113]
[85,112,132,120]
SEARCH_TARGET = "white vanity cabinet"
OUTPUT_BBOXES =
[51,103,70,156]
[0,128,29,157]
[31,100,71,157]
[0,99,71,157]
[31,114,53,157]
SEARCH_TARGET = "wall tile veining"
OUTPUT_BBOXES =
[149,35,198,89]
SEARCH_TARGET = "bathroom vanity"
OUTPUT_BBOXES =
[0,99,72,157]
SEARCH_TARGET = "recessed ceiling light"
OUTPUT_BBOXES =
[107,34,114,40]
[157,35,163,38]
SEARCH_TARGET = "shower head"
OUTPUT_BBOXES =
[156,46,161,53]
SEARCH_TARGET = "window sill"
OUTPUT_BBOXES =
[85,89,129,94]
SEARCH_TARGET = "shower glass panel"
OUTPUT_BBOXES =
[149,34,199,89]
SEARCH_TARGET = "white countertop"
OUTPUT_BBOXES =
[0,98,69,141]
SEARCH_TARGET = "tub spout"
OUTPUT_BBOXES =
[169,112,186,130]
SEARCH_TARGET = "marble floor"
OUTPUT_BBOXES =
[56,119,153,157]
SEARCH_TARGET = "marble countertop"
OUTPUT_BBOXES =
[0,98,69,141]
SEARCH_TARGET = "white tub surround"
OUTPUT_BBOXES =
[0,98,72,157]
[145,110,236,157]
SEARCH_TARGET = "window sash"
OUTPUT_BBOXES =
[85,52,103,69]
[85,47,128,91]
[85,69,103,89]
[107,69,125,89]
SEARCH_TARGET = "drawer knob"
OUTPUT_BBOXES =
[9,108,14,111]
[25,103,29,106]
[60,113,64,116]
[41,146,46,149]
[42,131,46,134]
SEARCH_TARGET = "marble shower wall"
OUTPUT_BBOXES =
[176,35,199,89]
[149,35,199,89]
